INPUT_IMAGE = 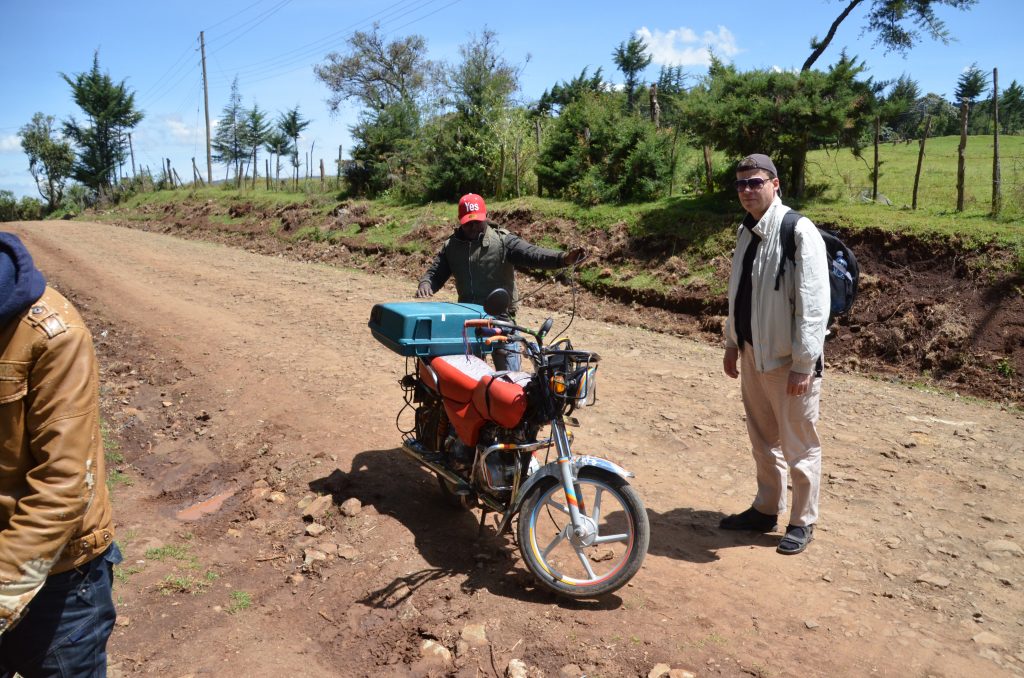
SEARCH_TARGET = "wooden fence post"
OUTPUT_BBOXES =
[872,116,880,201]
[992,67,1002,218]
[128,133,137,179]
[535,118,542,197]
[912,116,931,210]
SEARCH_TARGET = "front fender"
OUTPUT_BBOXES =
[512,455,634,515]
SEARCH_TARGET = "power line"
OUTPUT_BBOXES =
[209,0,434,83]
[139,49,203,112]
[386,0,462,37]
[203,0,271,33]
[136,41,196,109]
[208,0,294,55]
[211,0,459,88]
[211,0,423,78]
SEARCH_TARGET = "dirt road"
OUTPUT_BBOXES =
[10,220,1024,677]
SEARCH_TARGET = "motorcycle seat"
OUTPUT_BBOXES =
[420,354,493,404]
[472,373,528,429]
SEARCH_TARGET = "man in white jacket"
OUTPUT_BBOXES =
[720,153,829,555]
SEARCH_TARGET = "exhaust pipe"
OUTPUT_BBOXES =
[400,439,506,514]
[401,439,473,494]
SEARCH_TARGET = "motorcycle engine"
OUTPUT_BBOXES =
[444,434,474,470]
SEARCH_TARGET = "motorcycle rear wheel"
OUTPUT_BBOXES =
[517,468,648,598]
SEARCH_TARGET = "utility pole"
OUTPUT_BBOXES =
[128,132,137,178]
[200,31,213,184]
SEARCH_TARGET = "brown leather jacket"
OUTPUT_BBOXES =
[0,286,114,631]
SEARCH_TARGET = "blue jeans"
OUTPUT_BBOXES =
[0,543,122,678]
[492,341,522,372]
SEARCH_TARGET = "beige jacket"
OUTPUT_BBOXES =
[0,286,114,632]
[724,198,830,375]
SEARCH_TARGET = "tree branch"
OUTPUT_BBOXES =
[802,0,866,72]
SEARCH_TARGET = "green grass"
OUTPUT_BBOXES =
[622,271,668,293]
[226,590,253,614]
[106,469,133,489]
[100,418,124,464]
[143,541,220,595]
[157,570,219,596]
[207,213,244,226]
[101,416,129,494]
[113,564,143,585]
[803,135,1024,240]
[145,544,194,563]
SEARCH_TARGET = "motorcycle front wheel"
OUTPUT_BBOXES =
[517,468,649,598]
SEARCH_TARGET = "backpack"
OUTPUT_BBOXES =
[773,210,858,327]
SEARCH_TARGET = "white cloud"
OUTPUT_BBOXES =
[636,25,740,67]
[132,115,204,148]
[0,135,22,153]
[166,118,198,144]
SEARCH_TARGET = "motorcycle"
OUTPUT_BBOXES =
[370,288,649,598]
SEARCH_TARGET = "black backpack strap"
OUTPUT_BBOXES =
[773,210,802,291]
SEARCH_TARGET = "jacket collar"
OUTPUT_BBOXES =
[452,222,495,247]
[743,197,783,238]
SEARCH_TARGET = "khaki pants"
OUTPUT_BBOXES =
[739,348,822,527]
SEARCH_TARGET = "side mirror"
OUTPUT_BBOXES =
[484,288,511,317]
[540,317,554,337]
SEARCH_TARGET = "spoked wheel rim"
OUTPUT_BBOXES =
[522,475,638,588]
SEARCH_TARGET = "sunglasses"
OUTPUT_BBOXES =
[734,177,771,191]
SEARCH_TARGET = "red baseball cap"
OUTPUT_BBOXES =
[457,193,487,224]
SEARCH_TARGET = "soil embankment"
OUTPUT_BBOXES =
[103,197,1024,405]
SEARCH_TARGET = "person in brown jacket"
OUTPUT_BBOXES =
[0,232,120,676]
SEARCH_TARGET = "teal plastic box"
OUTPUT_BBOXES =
[369,301,491,357]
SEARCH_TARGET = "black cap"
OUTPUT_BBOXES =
[737,153,777,177]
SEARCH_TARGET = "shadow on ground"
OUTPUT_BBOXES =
[309,447,623,611]
[647,506,781,563]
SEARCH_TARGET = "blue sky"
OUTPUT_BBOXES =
[1,0,1019,199]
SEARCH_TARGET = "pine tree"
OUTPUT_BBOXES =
[61,51,143,199]
[277,107,311,189]
[212,78,246,183]
[612,36,652,113]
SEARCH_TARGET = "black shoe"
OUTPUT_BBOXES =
[719,507,778,532]
[776,524,815,555]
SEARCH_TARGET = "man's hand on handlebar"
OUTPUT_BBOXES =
[562,247,586,267]
[416,281,434,298]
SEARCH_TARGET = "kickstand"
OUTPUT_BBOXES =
[477,509,489,539]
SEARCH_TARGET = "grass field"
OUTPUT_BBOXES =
[802,135,1023,242]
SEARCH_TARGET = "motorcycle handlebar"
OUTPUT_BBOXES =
[464,319,493,328]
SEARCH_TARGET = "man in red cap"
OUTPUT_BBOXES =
[416,193,584,370]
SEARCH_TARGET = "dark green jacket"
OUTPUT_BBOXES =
[419,222,565,313]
